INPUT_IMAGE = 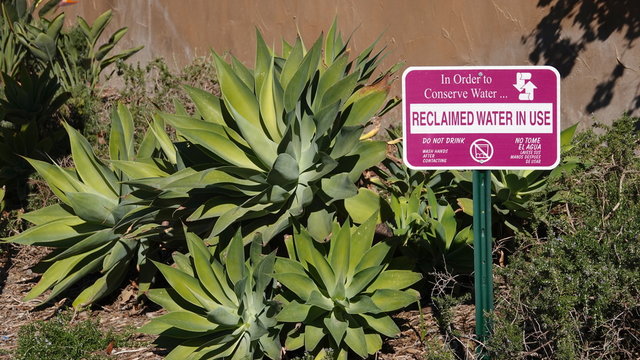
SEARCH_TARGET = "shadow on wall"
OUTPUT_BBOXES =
[525,0,640,113]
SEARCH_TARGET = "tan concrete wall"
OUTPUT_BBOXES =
[62,0,640,129]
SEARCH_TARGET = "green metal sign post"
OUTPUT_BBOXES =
[473,170,494,358]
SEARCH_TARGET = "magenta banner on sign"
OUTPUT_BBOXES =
[402,66,560,170]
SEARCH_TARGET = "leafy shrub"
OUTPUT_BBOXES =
[488,116,640,359]
[109,56,218,153]
[275,215,422,359]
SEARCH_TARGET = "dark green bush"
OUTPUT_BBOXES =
[489,116,640,359]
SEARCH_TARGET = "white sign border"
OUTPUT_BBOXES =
[401,65,561,170]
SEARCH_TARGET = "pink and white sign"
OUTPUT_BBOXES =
[402,66,560,169]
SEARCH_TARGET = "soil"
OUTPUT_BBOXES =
[0,243,477,360]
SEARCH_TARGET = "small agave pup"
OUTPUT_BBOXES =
[274,214,422,359]
[132,19,401,243]
[141,231,282,360]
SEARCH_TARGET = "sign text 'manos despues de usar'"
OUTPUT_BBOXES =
[402,66,560,170]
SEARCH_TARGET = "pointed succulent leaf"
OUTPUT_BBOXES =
[185,231,236,307]
[5,217,88,246]
[280,36,304,89]
[344,325,368,358]
[207,307,241,326]
[72,258,130,307]
[307,290,334,311]
[109,103,135,162]
[370,289,419,312]
[342,82,389,126]
[272,273,319,302]
[254,28,272,93]
[230,55,255,90]
[276,301,313,322]
[346,266,383,299]
[359,313,400,337]
[258,57,282,141]
[355,241,392,273]
[365,270,423,293]
[64,122,118,198]
[21,204,76,225]
[66,191,118,225]
[323,311,347,345]
[110,160,169,178]
[304,324,325,354]
[213,51,277,167]
[274,257,307,276]
[47,229,118,262]
[40,251,109,305]
[344,140,387,182]
[23,244,108,301]
[283,34,322,112]
[152,312,217,332]
[149,115,178,165]
[321,173,357,201]
[321,71,359,108]
[25,158,82,205]
[160,112,260,170]
[346,295,381,315]
[184,85,225,125]
[329,221,350,283]
[224,230,246,284]
[153,261,219,310]
[315,53,349,109]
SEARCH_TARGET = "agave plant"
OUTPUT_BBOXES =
[54,10,143,91]
[0,67,70,185]
[371,126,453,198]
[274,214,422,359]
[0,2,28,77]
[141,231,281,360]
[133,20,401,243]
[453,124,580,233]
[346,182,473,273]
[3,104,173,306]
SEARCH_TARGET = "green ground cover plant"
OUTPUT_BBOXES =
[488,116,640,359]
[14,309,138,360]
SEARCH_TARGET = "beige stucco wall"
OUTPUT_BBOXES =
[63,0,640,129]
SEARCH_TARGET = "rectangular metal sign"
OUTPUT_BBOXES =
[402,66,560,170]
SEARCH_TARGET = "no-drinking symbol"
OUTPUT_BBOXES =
[470,139,494,163]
